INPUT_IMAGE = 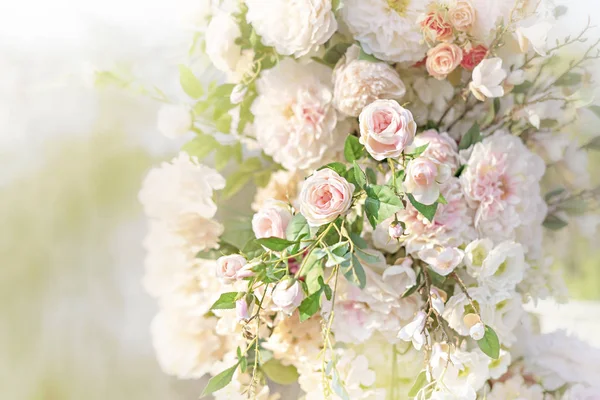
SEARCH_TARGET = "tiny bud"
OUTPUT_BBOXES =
[230,84,248,104]
[388,221,404,239]
[236,298,253,321]
[469,322,485,340]
[463,312,481,329]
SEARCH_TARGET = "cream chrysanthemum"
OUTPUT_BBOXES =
[253,58,349,171]
[341,0,429,64]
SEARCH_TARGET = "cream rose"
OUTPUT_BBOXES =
[216,254,253,284]
[426,43,463,80]
[272,278,304,315]
[358,99,416,161]
[333,45,406,117]
[448,0,476,32]
[404,157,451,205]
[252,199,293,239]
[300,168,355,227]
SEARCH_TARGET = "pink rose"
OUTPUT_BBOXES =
[448,0,475,32]
[411,129,460,172]
[252,199,292,239]
[358,99,416,161]
[421,11,453,43]
[426,43,463,80]
[300,168,355,227]
[404,157,451,205]
[271,278,304,315]
[461,45,488,71]
[216,254,254,284]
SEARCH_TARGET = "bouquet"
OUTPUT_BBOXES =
[137,0,600,398]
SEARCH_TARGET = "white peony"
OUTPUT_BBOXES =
[333,45,406,117]
[245,0,337,58]
[469,58,507,101]
[464,238,494,279]
[478,241,527,292]
[341,0,428,64]
[205,11,254,82]
[460,132,546,247]
[157,104,192,139]
[487,375,546,400]
[252,58,349,171]
[411,129,460,173]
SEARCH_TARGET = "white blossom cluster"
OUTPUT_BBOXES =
[141,0,600,398]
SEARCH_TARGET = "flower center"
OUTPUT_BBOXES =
[372,110,393,134]
[387,0,411,16]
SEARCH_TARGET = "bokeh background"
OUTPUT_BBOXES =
[1,0,599,399]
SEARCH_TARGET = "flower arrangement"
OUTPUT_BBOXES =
[138,0,600,398]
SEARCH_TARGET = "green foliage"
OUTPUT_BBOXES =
[555,72,582,86]
[320,42,352,67]
[364,185,404,228]
[408,371,427,398]
[477,325,500,359]
[222,157,265,199]
[210,292,240,310]
[341,255,366,289]
[358,47,381,63]
[512,81,533,94]
[407,193,438,222]
[343,135,364,162]
[458,122,481,150]
[178,65,204,99]
[256,237,297,251]
[261,359,299,385]
[543,214,569,230]
[320,162,347,176]
[201,363,239,397]
[286,214,311,244]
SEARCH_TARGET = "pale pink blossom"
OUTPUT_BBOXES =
[398,310,428,350]
[216,255,254,284]
[252,199,292,239]
[404,157,451,205]
[358,99,416,161]
[426,43,463,80]
[300,168,355,227]
[411,129,460,172]
[272,279,305,315]
[418,245,465,276]
[448,0,476,32]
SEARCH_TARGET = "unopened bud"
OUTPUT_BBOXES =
[230,84,248,104]
[388,221,404,239]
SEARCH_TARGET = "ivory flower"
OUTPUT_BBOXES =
[245,0,337,57]
[333,45,406,117]
[216,255,253,284]
[426,43,463,80]
[358,99,416,161]
[398,311,428,350]
[469,57,507,101]
[516,18,553,56]
[272,279,304,315]
[404,157,451,205]
[411,129,460,172]
[419,246,465,276]
[300,168,355,226]
[252,199,292,239]
[157,105,192,139]
[448,0,476,32]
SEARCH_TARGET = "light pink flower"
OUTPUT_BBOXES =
[272,279,304,315]
[388,221,404,239]
[358,99,416,161]
[252,199,293,239]
[300,168,355,227]
[461,44,488,71]
[404,157,451,205]
[411,129,460,172]
[418,245,465,276]
[236,298,253,321]
[421,11,454,42]
[216,254,253,284]
[448,0,476,32]
[426,43,463,80]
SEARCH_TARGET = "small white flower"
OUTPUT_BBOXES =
[398,310,428,350]
[419,246,464,276]
[464,239,494,278]
[272,278,304,315]
[230,84,247,104]
[479,241,526,292]
[527,108,541,129]
[430,287,447,314]
[469,321,485,340]
[156,104,192,139]
[516,17,553,56]
[469,58,507,101]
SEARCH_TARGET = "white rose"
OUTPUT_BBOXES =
[272,278,304,315]
[333,45,406,117]
[300,168,355,227]
[469,58,507,101]
[359,99,416,161]
[398,310,428,350]
[252,199,293,239]
[245,0,336,58]
[156,104,192,139]
[205,11,254,82]
[404,157,451,206]
[216,254,254,284]
[419,246,464,276]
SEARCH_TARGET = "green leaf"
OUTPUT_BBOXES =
[241,239,264,259]
[178,65,204,99]
[454,164,466,177]
[332,0,343,11]
[583,136,600,151]
[544,188,566,202]
[358,47,381,63]
[210,292,240,310]
[253,170,272,187]
[344,135,364,162]
[543,214,568,230]
[364,185,404,228]
[320,162,347,176]
[555,72,582,86]
[222,171,252,199]
[407,143,429,157]
[215,145,233,171]
[408,371,427,397]
[407,193,438,222]
[323,42,352,66]
[341,255,367,288]
[553,5,568,18]
[437,193,447,205]
[365,168,377,185]
[182,134,220,159]
[352,161,367,189]
[588,105,600,119]
[201,363,239,397]
[261,359,299,385]
[298,291,322,321]
[477,325,500,359]
[512,81,534,94]
[286,213,311,243]
[354,247,382,264]
[215,112,232,133]
[256,237,297,251]
[458,122,481,150]
[332,369,350,400]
